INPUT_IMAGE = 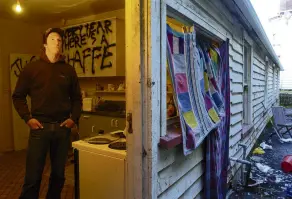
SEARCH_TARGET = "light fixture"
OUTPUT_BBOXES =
[13,0,22,14]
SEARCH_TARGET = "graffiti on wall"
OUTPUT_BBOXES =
[62,19,116,75]
[10,54,37,78]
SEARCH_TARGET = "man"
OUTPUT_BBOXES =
[12,28,82,199]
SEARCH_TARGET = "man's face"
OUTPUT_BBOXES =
[44,32,62,55]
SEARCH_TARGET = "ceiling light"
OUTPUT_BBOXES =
[13,0,22,13]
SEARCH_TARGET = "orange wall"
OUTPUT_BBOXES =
[0,18,43,152]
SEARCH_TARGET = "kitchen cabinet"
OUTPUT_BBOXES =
[78,113,126,139]
[62,18,125,77]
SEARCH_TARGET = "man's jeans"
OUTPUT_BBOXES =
[19,122,71,199]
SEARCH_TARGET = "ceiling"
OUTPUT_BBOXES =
[0,0,125,25]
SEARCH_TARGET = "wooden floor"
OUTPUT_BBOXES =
[0,150,74,199]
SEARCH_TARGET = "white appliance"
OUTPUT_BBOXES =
[72,134,126,199]
[82,97,93,111]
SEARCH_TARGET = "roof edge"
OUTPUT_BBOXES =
[233,0,284,71]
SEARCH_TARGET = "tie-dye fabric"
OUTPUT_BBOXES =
[205,40,230,199]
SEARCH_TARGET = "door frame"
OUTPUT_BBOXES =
[125,1,143,198]
[126,0,164,198]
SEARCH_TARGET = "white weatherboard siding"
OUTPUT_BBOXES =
[155,0,280,198]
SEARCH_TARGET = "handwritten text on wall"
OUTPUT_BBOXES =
[62,19,116,76]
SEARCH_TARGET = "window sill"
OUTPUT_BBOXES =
[241,124,254,139]
[159,131,182,149]
[159,117,182,149]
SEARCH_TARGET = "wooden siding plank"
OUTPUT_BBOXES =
[253,107,264,120]
[186,0,244,45]
[231,103,243,115]
[253,113,264,126]
[229,142,245,158]
[178,177,203,199]
[157,145,203,172]
[231,83,243,93]
[231,113,242,125]
[253,66,265,76]
[229,132,242,150]
[194,0,238,35]
[252,78,265,86]
[253,55,266,69]
[253,86,264,94]
[253,96,264,107]
[157,149,203,195]
[157,162,204,199]
[230,122,242,137]
[253,59,265,71]
[231,70,243,83]
[230,50,243,64]
[230,40,243,55]
[253,115,267,130]
[230,59,243,73]
[253,91,265,99]
[253,72,265,81]
[231,94,243,104]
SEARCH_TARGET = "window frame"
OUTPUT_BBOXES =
[159,3,227,148]
[264,57,269,109]
[242,31,254,131]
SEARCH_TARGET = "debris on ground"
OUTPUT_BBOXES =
[281,155,292,173]
[255,163,272,173]
[252,147,265,155]
[260,142,273,150]
[280,138,292,143]
[228,126,292,198]
[287,184,292,197]
[250,156,265,163]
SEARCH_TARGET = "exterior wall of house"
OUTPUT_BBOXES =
[155,0,280,198]
[241,51,278,158]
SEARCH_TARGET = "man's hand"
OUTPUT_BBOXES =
[27,118,43,130]
[60,118,75,128]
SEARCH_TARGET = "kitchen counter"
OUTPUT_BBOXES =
[82,110,126,118]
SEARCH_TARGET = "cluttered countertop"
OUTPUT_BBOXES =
[82,98,126,118]
[82,110,126,118]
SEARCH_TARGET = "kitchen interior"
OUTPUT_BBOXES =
[1,0,128,199]
[65,4,128,199]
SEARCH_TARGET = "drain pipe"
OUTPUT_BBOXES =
[229,144,252,187]
[238,144,249,186]
[238,143,247,159]
[229,157,252,165]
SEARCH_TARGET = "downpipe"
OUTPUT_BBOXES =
[229,144,253,187]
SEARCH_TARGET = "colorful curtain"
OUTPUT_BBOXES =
[166,22,225,155]
[166,25,203,154]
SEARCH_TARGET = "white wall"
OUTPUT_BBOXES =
[0,18,43,152]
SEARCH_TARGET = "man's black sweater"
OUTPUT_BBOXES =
[12,56,82,124]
